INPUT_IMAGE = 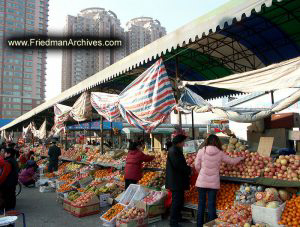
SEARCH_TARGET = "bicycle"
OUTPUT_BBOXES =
[16,181,22,197]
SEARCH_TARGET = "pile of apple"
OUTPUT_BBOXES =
[264,155,300,181]
[220,151,272,178]
[185,152,197,167]
[117,207,146,222]
[72,191,95,207]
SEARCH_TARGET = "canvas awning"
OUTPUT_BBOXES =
[181,56,300,92]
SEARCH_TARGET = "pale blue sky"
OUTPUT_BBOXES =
[46,0,230,99]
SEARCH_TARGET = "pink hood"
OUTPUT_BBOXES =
[194,146,243,189]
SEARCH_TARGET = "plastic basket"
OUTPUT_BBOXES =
[119,184,140,205]
[251,202,285,227]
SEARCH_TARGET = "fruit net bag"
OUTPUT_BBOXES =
[217,204,252,227]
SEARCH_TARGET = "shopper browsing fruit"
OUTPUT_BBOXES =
[48,140,61,172]
[166,134,192,227]
[194,134,244,227]
[124,141,154,189]
[19,160,38,187]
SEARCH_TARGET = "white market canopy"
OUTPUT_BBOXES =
[2,0,300,131]
[180,56,300,93]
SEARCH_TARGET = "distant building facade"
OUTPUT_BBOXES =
[61,8,125,92]
[0,0,48,119]
[125,17,166,55]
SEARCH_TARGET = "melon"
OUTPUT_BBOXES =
[229,137,238,145]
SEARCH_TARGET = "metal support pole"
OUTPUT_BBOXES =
[271,91,274,105]
[110,121,113,148]
[192,110,195,140]
[100,116,104,154]
[65,130,68,150]
[175,56,182,128]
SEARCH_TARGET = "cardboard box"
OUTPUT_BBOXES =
[116,201,148,227]
[63,199,72,212]
[70,195,100,217]
[265,113,300,129]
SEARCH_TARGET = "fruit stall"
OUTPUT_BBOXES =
[31,133,300,227]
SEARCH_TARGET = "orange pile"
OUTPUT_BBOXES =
[184,185,198,204]
[94,169,111,178]
[216,183,240,211]
[279,194,300,227]
[102,203,125,221]
[138,172,157,186]
[58,173,73,181]
[45,172,55,178]
[57,183,74,192]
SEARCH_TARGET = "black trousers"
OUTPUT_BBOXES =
[170,190,184,227]
[197,187,218,227]
[125,179,137,190]
[48,162,58,172]
[2,186,16,210]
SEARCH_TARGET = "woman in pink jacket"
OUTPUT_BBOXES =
[194,134,244,227]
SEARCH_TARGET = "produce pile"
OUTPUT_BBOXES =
[61,148,80,161]
[72,191,97,207]
[185,152,197,167]
[264,155,300,181]
[279,194,300,226]
[184,185,198,205]
[217,183,240,210]
[138,172,158,186]
[220,151,271,178]
[217,204,252,226]
[117,207,146,222]
[254,187,289,208]
[146,172,165,189]
[235,184,263,205]
[143,152,167,169]
[102,203,125,221]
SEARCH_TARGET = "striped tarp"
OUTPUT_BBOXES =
[119,58,176,132]
[69,92,93,122]
[91,92,120,122]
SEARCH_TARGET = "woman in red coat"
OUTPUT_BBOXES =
[124,141,154,189]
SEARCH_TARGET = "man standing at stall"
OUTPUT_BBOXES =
[166,134,192,227]
[48,140,61,172]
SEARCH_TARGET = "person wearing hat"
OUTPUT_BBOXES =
[48,140,61,172]
[19,160,38,187]
[166,134,192,227]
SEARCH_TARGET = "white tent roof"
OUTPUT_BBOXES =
[0,0,282,131]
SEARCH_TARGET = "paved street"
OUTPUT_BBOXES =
[14,187,197,227]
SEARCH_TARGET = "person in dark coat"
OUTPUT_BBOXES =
[124,141,154,189]
[166,134,191,227]
[1,148,19,210]
[48,140,61,172]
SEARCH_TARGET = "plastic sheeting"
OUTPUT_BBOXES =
[181,57,300,92]
[179,87,300,123]
[69,92,93,122]
[91,92,121,122]
[37,120,47,140]
[119,59,176,132]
